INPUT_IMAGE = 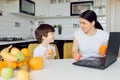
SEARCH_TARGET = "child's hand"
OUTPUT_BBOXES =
[45,49,54,59]
[48,49,54,56]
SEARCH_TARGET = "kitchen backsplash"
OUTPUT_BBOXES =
[36,16,107,40]
[38,17,80,40]
[0,11,36,39]
[0,11,107,40]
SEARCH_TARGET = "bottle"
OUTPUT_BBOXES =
[58,25,62,35]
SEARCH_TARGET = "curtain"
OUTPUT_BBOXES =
[107,0,120,32]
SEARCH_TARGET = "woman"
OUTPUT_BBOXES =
[72,10,109,61]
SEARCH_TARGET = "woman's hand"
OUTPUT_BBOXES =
[72,38,82,61]
[73,53,82,61]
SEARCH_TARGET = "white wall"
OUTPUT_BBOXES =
[0,12,36,38]
[37,17,79,40]
[0,12,108,40]
[0,0,36,39]
[36,16,108,40]
[107,0,120,32]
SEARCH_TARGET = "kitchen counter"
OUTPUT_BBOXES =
[0,38,73,45]
[0,38,38,51]
[0,39,37,45]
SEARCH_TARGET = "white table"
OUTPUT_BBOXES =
[0,59,120,80]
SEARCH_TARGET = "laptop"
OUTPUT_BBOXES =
[73,32,120,69]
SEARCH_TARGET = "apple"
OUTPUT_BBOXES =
[16,52,25,62]
[1,67,14,80]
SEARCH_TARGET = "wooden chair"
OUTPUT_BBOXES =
[63,42,73,59]
[28,43,39,59]
[28,43,60,59]
[50,44,60,59]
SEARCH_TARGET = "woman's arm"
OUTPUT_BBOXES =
[103,41,108,46]
[72,37,82,61]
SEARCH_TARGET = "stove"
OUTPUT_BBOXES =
[0,37,23,41]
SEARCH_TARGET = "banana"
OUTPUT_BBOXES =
[0,45,12,53]
[1,52,18,61]
[0,45,18,61]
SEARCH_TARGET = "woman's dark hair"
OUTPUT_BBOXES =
[79,10,103,30]
[35,24,55,43]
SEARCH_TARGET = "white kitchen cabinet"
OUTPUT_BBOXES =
[0,0,8,11]
[35,0,50,17]
[93,0,107,31]
[70,0,78,2]
[94,0,107,17]
[50,0,70,4]
[7,0,35,17]
[49,3,70,17]
[7,0,19,13]
[35,0,70,18]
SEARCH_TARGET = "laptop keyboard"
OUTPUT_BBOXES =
[74,57,104,67]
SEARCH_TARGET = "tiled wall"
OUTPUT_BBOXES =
[0,12,36,39]
[36,16,108,40]
[37,17,80,40]
[0,12,108,40]
[0,0,36,39]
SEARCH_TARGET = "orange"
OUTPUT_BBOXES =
[29,57,44,70]
[17,58,29,68]
[49,49,54,56]
[21,48,30,58]
[99,45,107,55]
[10,47,20,56]
[4,60,18,70]
[0,61,6,71]
[18,62,24,68]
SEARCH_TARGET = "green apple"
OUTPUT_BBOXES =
[1,67,14,80]
[16,52,25,62]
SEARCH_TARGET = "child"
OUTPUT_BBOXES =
[33,24,56,59]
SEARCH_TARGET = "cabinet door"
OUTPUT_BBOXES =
[7,0,35,16]
[49,3,70,17]
[94,0,107,17]
[35,0,50,17]
[7,0,19,13]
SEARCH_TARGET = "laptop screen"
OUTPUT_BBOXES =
[105,32,120,67]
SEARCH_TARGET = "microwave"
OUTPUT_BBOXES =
[70,1,93,16]
[20,0,35,16]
